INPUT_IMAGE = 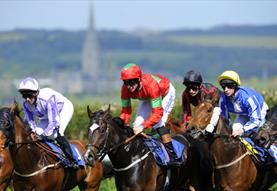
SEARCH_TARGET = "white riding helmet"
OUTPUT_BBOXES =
[18,77,40,92]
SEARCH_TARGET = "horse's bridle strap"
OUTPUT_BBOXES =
[113,151,151,172]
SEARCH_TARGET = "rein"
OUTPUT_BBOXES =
[14,161,62,177]
[215,151,250,169]
[11,140,65,177]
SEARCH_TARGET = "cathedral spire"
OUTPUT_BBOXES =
[82,0,101,92]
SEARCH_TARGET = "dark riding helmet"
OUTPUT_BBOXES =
[183,70,203,86]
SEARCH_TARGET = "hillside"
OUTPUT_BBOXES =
[0,25,277,80]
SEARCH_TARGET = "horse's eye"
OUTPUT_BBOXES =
[207,108,213,113]
[4,120,10,128]
[100,127,105,134]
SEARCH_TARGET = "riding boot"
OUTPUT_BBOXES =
[56,135,79,169]
[156,126,179,161]
[267,143,277,163]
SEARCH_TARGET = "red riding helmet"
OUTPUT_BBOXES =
[120,63,142,80]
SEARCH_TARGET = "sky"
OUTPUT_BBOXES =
[1,0,277,32]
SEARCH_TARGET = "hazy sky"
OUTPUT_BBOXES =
[1,0,277,32]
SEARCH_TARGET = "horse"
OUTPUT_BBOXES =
[0,148,13,191]
[255,103,277,149]
[166,115,214,191]
[84,105,192,191]
[187,99,277,191]
[0,102,103,191]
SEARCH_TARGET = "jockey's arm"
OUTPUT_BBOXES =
[45,96,60,136]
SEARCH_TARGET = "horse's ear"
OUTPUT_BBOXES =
[87,105,92,117]
[10,101,18,114]
[107,104,111,112]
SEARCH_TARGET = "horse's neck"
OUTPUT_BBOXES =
[14,116,29,143]
[216,117,231,136]
[108,135,146,165]
[212,117,243,157]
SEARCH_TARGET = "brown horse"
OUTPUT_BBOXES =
[84,105,191,191]
[188,99,277,191]
[0,148,13,191]
[0,103,103,191]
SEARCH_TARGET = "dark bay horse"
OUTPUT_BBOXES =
[0,103,103,191]
[166,115,214,191]
[188,100,277,191]
[255,103,277,149]
[84,105,191,191]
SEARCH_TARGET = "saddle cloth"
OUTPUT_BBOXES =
[241,137,275,163]
[45,141,85,167]
[144,138,186,166]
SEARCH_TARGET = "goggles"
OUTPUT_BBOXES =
[20,91,36,99]
[186,84,200,91]
[220,83,236,90]
[123,79,139,87]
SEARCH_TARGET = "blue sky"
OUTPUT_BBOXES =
[1,0,277,31]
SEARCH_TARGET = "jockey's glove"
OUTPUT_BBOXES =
[232,125,244,137]
[35,127,44,136]
[133,125,144,135]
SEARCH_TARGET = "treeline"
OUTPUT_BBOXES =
[0,25,277,80]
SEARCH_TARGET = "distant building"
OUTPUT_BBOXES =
[51,2,118,95]
[81,3,101,93]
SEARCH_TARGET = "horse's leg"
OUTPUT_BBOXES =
[83,161,104,191]
[0,150,13,191]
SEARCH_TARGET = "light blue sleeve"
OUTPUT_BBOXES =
[45,95,60,134]
[243,96,262,132]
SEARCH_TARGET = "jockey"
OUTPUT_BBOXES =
[182,70,221,130]
[119,63,179,162]
[18,77,78,168]
[218,71,277,162]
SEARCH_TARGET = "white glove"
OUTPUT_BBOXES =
[205,124,215,133]
[133,125,144,135]
[44,129,53,137]
[35,127,44,136]
[232,125,244,137]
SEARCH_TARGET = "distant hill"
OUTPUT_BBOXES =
[162,25,277,36]
[0,25,276,81]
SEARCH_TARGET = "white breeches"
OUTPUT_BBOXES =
[133,83,176,129]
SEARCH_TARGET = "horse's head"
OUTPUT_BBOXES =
[84,105,116,166]
[0,102,19,150]
[255,104,277,148]
[187,98,231,139]
[187,100,214,139]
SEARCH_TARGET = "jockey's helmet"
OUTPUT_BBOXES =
[18,77,40,93]
[218,70,241,86]
[183,70,203,86]
[121,63,142,80]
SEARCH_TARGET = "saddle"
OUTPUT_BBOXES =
[240,137,275,165]
[44,140,85,168]
[144,136,187,166]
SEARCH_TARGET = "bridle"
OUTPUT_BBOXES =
[86,116,140,162]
